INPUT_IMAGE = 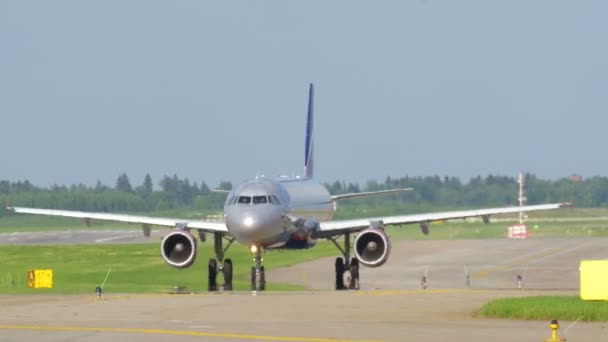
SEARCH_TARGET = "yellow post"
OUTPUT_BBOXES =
[26,269,54,289]
[544,319,566,342]
[27,270,35,288]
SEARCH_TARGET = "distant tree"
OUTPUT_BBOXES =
[0,180,10,194]
[159,175,176,194]
[142,174,153,193]
[95,180,104,192]
[218,181,233,191]
[199,181,211,195]
[115,173,134,193]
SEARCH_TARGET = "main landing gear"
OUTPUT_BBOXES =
[329,233,360,290]
[250,245,266,291]
[208,233,235,291]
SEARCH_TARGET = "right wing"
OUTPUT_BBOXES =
[6,205,228,233]
[315,202,570,238]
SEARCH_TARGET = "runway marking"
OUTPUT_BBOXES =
[355,289,483,296]
[95,234,140,243]
[473,240,590,278]
[0,325,384,342]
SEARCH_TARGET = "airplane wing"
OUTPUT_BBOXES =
[315,202,570,238]
[330,188,413,201]
[6,206,228,233]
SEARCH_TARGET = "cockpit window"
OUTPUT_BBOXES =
[269,195,281,205]
[252,196,268,204]
[237,196,251,204]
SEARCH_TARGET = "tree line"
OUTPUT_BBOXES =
[0,173,605,218]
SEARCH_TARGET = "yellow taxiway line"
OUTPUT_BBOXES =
[0,325,384,342]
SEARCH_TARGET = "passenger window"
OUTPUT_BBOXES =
[252,196,268,204]
[238,196,251,204]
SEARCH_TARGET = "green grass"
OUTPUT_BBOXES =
[476,296,608,321]
[0,242,339,294]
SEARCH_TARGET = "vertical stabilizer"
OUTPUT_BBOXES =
[303,83,314,178]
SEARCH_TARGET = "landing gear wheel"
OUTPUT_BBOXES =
[335,257,346,290]
[250,266,266,291]
[260,266,266,291]
[343,270,353,289]
[223,258,233,291]
[348,258,360,290]
[208,259,218,292]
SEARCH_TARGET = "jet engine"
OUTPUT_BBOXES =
[160,230,197,268]
[354,228,391,267]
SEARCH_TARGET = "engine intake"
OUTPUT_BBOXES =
[160,230,197,268]
[354,228,391,267]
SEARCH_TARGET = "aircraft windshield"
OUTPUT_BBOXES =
[237,196,251,204]
[232,194,281,205]
[252,196,268,204]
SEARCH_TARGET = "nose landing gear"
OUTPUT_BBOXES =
[250,245,266,291]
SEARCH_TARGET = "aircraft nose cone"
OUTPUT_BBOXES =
[225,208,285,245]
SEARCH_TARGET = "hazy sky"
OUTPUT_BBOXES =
[1,1,606,188]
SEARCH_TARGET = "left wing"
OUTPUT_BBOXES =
[315,202,570,238]
[330,188,413,201]
[6,206,228,233]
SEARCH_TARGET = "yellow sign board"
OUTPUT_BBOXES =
[580,260,608,301]
[27,269,54,289]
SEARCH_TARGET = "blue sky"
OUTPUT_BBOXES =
[1,1,606,188]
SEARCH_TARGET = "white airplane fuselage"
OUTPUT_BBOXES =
[223,177,334,249]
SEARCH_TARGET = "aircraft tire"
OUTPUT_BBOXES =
[335,257,346,290]
[260,266,266,291]
[223,259,233,291]
[250,266,256,291]
[349,258,360,290]
[208,259,218,292]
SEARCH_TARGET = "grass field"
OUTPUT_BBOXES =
[0,242,339,294]
[476,296,608,321]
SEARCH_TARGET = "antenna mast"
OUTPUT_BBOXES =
[517,172,527,224]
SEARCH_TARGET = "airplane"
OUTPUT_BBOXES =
[6,84,570,292]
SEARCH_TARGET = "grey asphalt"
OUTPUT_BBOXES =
[0,229,166,245]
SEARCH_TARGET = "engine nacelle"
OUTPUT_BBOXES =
[354,228,391,267]
[160,230,197,268]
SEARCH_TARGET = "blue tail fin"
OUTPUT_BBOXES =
[303,83,314,178]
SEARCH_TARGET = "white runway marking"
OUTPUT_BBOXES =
[95,234,140,243]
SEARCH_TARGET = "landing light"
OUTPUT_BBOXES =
[250,245,258,254]
[244,217,254,227]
